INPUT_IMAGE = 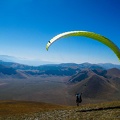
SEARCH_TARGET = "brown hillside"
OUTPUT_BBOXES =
[106,68,120,78]
[0,100,66,117]
[68,75,119,101]
[69,69,95,83]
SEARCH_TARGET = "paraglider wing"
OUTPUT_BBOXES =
[46,31,120,60]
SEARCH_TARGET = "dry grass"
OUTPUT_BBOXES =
[0,100,66,119]
[0,100,120,120]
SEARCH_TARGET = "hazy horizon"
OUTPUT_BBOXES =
[0,54,120,66]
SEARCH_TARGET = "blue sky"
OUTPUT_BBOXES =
[0,0,120,65]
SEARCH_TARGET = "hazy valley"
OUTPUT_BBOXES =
[0,60,120,106]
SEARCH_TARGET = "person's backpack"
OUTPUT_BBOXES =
[79,95,82,103]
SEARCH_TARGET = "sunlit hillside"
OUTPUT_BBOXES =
[0,100,119,120]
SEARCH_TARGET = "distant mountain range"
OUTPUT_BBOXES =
[68,68,120,83]
[0,64,27,79]
[0,58,120,104]
[0,55,54,66]
[0,55,120,69]
[0,59,120,77]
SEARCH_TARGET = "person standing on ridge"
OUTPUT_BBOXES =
[76,93,82,106]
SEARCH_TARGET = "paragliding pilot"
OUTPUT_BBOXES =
[76,93,82,106]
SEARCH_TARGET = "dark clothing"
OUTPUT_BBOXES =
[76,95,82,103]
[76,93,82,106]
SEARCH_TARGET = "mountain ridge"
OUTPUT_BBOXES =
[0,55,120,69]
[0,59,120,104]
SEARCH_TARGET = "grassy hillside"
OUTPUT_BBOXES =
[0,100,66,117]
[0,100,119,120]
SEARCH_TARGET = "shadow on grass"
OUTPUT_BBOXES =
[77,106,120,112]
